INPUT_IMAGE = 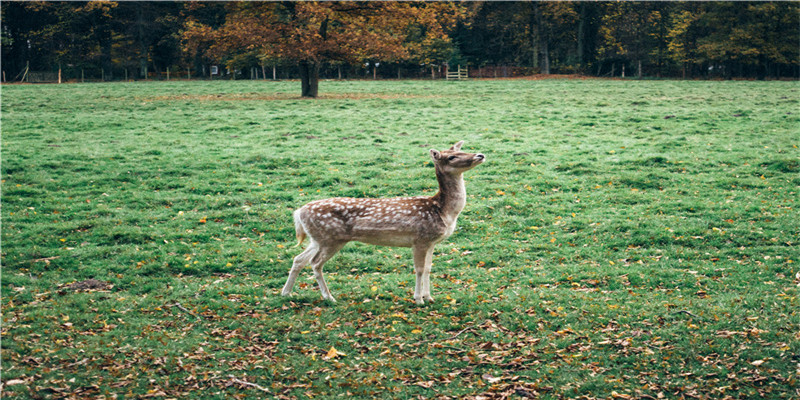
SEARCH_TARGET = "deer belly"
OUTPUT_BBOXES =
[351,218,443,248]
[353,231,417,247]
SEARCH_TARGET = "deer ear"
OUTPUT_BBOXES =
[450,141,464,151]
[430,149,441,160]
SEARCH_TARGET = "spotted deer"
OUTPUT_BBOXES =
[281,141,485,304]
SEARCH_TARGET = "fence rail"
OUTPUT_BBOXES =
[26,71,59,83]
[446,65,469,80]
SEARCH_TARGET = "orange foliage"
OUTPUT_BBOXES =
[182,1,468,65]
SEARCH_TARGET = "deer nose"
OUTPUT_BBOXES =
[475,153,485,160]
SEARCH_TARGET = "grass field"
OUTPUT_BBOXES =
[2,78,799,399]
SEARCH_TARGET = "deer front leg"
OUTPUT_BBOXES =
[422,247,435,303]
[412,244,434,305]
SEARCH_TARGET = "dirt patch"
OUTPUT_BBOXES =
[137,92,443,102]
[61,279,113,292]
[487,74,622,81]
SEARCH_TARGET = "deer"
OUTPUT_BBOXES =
[281,141,485,305]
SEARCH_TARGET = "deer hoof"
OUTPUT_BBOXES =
[424,296,435,303]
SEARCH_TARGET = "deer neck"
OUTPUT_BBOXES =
[433,168,466,223]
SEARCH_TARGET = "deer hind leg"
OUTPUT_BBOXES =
[281,240,319,297]
[413,245,435,305]
[310,242,345,302]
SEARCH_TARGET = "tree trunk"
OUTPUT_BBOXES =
[576,3,587,71]
[637,59,642,79]
[541,41,550,75]
[102,33,113,81]
[299,61,319,98]
[529,6,538,70]
[534,2,550,75]
[137,4,148,79]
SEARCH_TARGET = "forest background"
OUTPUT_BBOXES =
[3,1,799,86]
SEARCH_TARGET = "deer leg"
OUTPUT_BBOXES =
[281,241,319,296]
[421,246,435,303]
[310,242,344,303]
[413,245,434,305]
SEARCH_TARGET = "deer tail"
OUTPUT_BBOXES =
[293,209,307,247]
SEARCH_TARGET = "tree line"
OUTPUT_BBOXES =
[2,2,798,91]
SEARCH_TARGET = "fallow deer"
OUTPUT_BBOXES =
[281,141,485,304]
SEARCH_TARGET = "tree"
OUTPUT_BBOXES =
[532,2,578,74]
[183,2,465,97]
[599,3,663,78]
[693,2,799,79]
[667,6,702,79]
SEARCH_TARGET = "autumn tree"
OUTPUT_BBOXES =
[599,2,665,79]
[532,2,579,74]
[694,2,799,79]
[667,6,702,79]
[3,2,797,82]
[183,2,465,97]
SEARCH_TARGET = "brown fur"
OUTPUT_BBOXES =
[281,141,485,304]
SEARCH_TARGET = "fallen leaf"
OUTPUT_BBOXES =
[324,347,345,360]
[482,374,503,384]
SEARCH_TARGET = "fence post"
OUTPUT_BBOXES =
[187,67,190,80]
[81,68,84,83]
[167,67,170,80]
[58,68,62,84]
[22,61,30,82]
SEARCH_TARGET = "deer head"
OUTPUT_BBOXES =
[429,141,485,175]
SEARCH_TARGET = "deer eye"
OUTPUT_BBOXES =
[448,155,457,161]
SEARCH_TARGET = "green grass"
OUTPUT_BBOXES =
[2,78,799,399]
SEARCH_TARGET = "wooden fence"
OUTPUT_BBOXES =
[446,65,469,80]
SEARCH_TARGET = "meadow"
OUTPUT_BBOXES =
[1,77,798,399]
